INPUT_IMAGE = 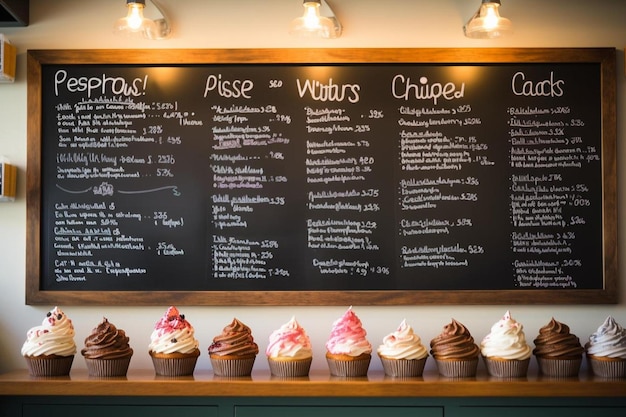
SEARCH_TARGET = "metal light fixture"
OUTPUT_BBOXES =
[114,0,171,40]
[289,0,342,39]
[464,0,512,39]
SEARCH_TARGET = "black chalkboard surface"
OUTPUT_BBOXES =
[26,48,617,305]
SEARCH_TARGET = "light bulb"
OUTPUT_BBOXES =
[126,3,146,30]
[482,7,500,30]
[464,0,512,39]
[114,0,157,39]
[289,0,340,39]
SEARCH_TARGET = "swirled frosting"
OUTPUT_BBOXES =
[430,319,480,360]
[480,311,531,360]
[149,306,199,354]
[209,318,259,357]
[81,317,133,359]
[585,316,626,359]
[532,318,584,358]
[325,307,372,356]
[21,306,76,357]
[377,319,428,360]
[266,316,313,359]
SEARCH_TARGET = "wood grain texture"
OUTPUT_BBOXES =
[25,48,618,306]
[1,369,624,398]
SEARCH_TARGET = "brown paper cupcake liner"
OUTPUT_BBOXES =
[587,355,626,378]
[326,356,371,377]
[210,356,256,377]
[24,355,74,377]
[434,357,478,378]
[379,356,427,378]
[84,356,132,377]
[151,355,198,376]
[536,356,582,378]
[482,356,529,378]
[267,357,312,377]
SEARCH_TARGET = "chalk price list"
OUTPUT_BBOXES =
[508,104,599,289]
[51,95,194,284]
[304,104,392,279]
[207,83,293,281]
[395,102,492,272]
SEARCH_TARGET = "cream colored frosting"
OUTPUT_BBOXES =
[585,316,626,359]
[377,319,428,360]
[21,306,76,357]
[480,310,531,360]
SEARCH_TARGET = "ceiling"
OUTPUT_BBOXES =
[0,0,28,27]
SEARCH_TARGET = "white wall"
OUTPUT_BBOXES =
[0,0,625,374]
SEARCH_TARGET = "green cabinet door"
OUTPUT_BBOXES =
[23,405,217,417]
[235,406,443,417]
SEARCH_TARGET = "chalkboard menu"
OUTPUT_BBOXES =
[26,48,617,305]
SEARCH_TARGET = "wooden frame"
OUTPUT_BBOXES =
[26,48,617,305]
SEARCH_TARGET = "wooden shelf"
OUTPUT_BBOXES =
[1,369,624,398]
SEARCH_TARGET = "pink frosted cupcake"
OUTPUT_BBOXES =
[585,316,626,378]
[377,319,429,378]
[266,316,313,377]
[325,307,372,377]
[480,311,531,378]
[148,306,200,376]
[21,306,76,376]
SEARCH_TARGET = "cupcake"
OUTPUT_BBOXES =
[377,319,429,378]
[480,311,531,378]
[148,306,200,376]
[430,319,480,378]
[325,307,372,377]
[209,318,259,377]
[266,316,313,377]
[533,318,584,377]
[81,317,133,377]
[585,316,626,378]
[21,306,76,376]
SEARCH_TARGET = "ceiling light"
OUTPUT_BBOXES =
[289,0,342,39]
[114,0,171,40]
[464,0,512,39]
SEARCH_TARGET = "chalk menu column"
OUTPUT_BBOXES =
[296,70,395,289]
[43,67,205,290]
[507,68,603,289]
[392,70,496,290]
[205,70,295,288]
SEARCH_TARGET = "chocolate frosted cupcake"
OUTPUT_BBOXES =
[430,319,480,378]
[533,318,584,377]
[82,317,133,377]
[209,318,259,377]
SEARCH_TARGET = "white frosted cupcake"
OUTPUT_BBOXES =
[480,310,531,378]
[21,306,76,376]
[377,319,428,378]
[585,316,626,378]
